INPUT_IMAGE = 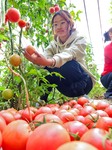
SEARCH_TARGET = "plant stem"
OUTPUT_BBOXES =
[4,57,32,121]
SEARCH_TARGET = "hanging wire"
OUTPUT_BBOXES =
[97,0,105,48]
[83,0,92,44]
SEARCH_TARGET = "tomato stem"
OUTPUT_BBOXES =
[4,56,32,122]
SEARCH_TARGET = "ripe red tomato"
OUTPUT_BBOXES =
[54,5,60,12]
[6,7,20,23]
[57,141,98,150]
[0,116,6,133]
[95,109,109,117]
[57,111,75,123]
[84,113,99,129]
[18,19,26,28]
[34,113,63,124]
[96,101,109,110]
[60,104,71,110]
[26,123,70,150]
[104,105,112,117]
[2,120,32,150]
[79,106,95,117]
[34,106,52,118]
[63,121,89,141]
[77,96,89,106]
[68,99,77,107]
[73,104,83,110]
[96,116,112,131]
[80,128,112,150]
[0,111,15,124]
[49,7,55,14]
[75,115,85,124]
[0,131,2,147]
[20,108,35,122]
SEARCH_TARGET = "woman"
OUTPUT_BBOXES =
[100,27,112,99]
[24,10,95,101]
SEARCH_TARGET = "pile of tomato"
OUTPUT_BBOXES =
[0,97,112,150]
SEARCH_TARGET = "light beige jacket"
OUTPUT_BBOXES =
[43,30,96,85]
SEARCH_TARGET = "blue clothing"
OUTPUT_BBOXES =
[42,60,93,100]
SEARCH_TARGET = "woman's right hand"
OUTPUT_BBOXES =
[23,48,54,66]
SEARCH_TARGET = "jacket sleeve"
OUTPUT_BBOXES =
[44,36,87,68]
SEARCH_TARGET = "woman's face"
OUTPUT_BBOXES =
[52,15,71,43]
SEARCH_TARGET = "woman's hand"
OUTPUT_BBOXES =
[23,50,53,66]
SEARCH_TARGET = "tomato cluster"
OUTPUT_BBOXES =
[49,4,60,14]
[5,7,28,29]
[0,97,112,150]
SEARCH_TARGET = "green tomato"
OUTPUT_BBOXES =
[2,89,14,100]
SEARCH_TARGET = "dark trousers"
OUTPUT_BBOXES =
[100,72,112,92]
[41,60,93,100]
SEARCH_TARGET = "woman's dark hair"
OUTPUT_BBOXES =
[104,27,112,42]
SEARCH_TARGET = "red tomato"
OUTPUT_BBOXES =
[0,116,6,133]
[77,96,89,106]
[68,99,77,107]
[49,7,55,14]
[18,19,26,28]
[46,103,60,108]
[95,110,109,117]
[0,131,2,147]
[49,106,59,114]
[0,111,15,124]
[104,105,112,117]
[60,104,71,110]
[73,104,83,110]
[34,106,52,118]
[13,112,22,120]
[68,108,78,116]
[57,111,75,123]
[2,120,32,150]
[75,115,85,124]
[20,108,35,122]
[57,141,98,150]
[96,117,112,131]
[96,101,109,110]
[34,113,63,124]
[54,5,60,12]
[80,128,112,150]
[6,7,20,23]
[79,106,95,117]
[84,113,99,129]
[26,123,70,150]
[63,121,89,141]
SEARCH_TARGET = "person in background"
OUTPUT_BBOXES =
[24,10,96,102]
[100,27,112,99]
